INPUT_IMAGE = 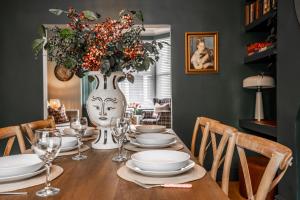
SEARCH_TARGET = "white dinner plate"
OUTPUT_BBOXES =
[130,139,177,148]
[136,133,176,145]
[0,154,43,178]
[63,127,98,137]
[135,125,166,133]
[126,160,195,177]
[131,150,190,171]
[0,167,46,183]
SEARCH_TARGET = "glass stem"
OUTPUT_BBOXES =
[77,135,81,156]
[45,163,51,189]
[118,139,122,156]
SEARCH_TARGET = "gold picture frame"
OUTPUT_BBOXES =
[185,32,219,74]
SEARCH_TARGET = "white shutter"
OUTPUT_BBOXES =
[156,36,171,98]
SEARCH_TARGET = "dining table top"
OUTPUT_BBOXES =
[1,132,229,200]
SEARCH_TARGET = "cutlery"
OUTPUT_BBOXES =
[132,180,192,189]
[0,192,28,195]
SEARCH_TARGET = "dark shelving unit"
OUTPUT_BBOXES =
[244,46,276,64]
[245,10,276,32]
[239,119,277,138]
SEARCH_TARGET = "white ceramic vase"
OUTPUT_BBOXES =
[86,71,127,149]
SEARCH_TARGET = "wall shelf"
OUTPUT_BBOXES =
[245,10,276,32]
[239,119,277,138]
[244,46,276,64]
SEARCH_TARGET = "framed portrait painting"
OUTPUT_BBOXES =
[185,32,218,74]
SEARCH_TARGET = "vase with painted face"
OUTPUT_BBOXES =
[86,71,127,149]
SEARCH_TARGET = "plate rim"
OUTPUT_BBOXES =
[0,166,46,183]
[126,159,195,176]
[130,139,177,148]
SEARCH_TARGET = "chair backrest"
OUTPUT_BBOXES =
[236,132,293,200]
[21,118,56,142]
[0,126,26,156]
[207,122,237,195]
[190,117,237,195]
[190,117,219,156]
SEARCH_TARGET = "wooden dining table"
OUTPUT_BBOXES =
[1,132,229,200]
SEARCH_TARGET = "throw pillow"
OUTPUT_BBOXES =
[48,104,69,124]
[154,103,171,113]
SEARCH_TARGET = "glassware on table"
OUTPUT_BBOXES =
[124,111,134,134]
[70,117,88,161]
[110,117,129,162]
[32,129,62,197]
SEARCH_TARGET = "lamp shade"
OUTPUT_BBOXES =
[48,99,61,110]
[243,75,275,89]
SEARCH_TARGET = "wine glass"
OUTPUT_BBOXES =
[70,117,88,160]
[32,129,62,197]
[124,111,134,134]
[110,117,129,162]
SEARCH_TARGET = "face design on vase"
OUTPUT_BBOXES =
[89,96,122,126]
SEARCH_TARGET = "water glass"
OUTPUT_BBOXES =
[70,117,88,160]
[110,117,129,162]
[32,129,62,197]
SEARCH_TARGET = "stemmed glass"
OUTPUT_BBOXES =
[70,117,88,161]
[32,129,62,197]
[110,117,129,162]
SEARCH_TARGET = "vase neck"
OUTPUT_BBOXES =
[88,72,124,90]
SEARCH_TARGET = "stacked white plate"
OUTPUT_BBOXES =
[0,154,45,183]
[135,125,166,133]
[63,127,98,137]
[126,150,195,177]
[60,137,78,152]
[130,133,176,148]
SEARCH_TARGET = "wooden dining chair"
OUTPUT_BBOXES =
[190,117,219,156]
[190,117,237,195]
[21,117,56,142]
[235,132,293,200]
[0,126,26,156]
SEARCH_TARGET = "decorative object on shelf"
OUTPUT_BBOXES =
[33,7,166,149]
[246,42,273,56]
[185,32,218,74]
[243,74,275,121]
[54,65,74,81]
[48,99,61,110]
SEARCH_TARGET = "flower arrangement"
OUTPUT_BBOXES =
[128,102,141,115]
[33,8,167,82]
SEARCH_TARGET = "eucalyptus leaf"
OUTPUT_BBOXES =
[32,38,45,57]
[49,9,65,16]
[83,10,98,20]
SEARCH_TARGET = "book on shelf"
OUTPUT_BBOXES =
[245,4,250,25]
[263,0,271,15]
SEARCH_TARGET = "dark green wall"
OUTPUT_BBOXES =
[0,0,276,196]
[277,0,300,199]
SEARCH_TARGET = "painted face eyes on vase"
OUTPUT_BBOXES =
[107,107,116,111]
[93,105,100,110]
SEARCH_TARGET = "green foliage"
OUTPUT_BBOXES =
[32,8,169,82]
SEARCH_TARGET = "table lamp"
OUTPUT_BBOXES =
[243,75,275,121]
[48,99,61,110]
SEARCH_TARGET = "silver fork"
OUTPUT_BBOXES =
[132,180,192,189]
[0,192,28,195]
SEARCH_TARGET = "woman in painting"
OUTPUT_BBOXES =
[191,38,214,69]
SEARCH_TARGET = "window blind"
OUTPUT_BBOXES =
[156,36,171,99]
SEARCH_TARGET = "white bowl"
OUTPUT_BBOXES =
[136,133,176,145]
[131,150,190,171]
[0,154,43,177]
[135,125,166,133]
[61,137,78,148]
